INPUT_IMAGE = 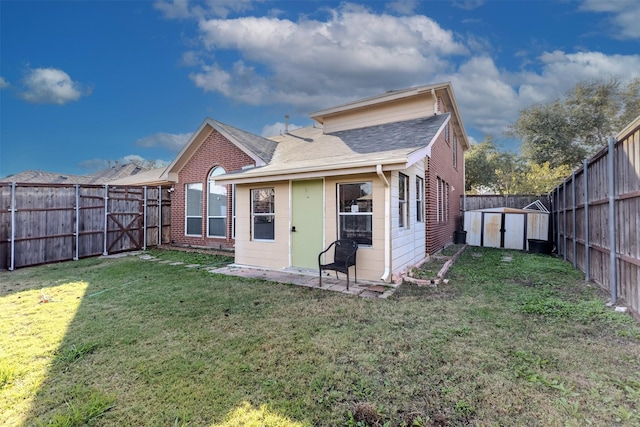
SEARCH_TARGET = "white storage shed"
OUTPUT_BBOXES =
[463,206,550,252]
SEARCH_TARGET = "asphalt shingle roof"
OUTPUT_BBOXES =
[328,113,449,154]
[212,119,278,164]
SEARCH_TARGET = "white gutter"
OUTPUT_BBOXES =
[431,88,438,114]
[377,164,391,282]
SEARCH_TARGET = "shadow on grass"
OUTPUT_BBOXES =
[1,254,309,426]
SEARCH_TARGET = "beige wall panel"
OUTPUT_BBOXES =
[323,97,435,133]
[234,181,290,269]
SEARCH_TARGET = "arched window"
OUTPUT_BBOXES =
[207,166,227,237]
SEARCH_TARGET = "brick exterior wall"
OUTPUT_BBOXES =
[425,119,464,254]
[170,129,256,248]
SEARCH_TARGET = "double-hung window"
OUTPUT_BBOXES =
[416,176,424,222]
[251,188,275,241]
[185,183,203,235]
[207,167,227,238]
[398,173,408,228]
[338,182,373,246]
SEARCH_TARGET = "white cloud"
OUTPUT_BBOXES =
[580,0,640,39]
[135,132,192,151]
[0,76,9,89]
[261,121,302,138]
[20,67,88,105]
[386,0,418,15]
[154,0,254,20]
[166,2,640,145]
[451,0,485,10]
[442,50,640,138]
[189,5,468,109]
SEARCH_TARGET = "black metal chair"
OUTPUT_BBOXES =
[318,239,358,289]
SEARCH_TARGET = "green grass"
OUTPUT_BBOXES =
[1,248,639,426]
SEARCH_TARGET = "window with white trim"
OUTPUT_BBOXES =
[416,176,424,222]
[207,166,227,238]
[251,188,275,241]
[185,183,203,235]
[444,121,450,145]
[398,173,408,228]
[436,177,450,223]
[453,134,458,169]
[338,182,373,246]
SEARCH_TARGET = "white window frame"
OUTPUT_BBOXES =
[399,173,408,228]
[337,182,373,246]
[453,134,458,169]
[207,166,227,238]
[251,188,275,241]
[416,176,424,222]
[185,183,203,236]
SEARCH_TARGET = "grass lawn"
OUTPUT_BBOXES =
[1,247,639,426]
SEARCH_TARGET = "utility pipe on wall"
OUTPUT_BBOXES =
[607,136,617,303]
[376,164,391,282]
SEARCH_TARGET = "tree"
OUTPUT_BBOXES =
[511,162,573,194]
[464,136,501,193]
[509,78,640,169]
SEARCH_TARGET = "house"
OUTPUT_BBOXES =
[157,82,469,282]
[1,163,155,185]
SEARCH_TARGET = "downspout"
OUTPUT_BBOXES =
[431,89,438,115]
[376,165,391,282]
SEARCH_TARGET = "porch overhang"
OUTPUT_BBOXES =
[214,157,411,185]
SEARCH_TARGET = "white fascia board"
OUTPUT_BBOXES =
[215,159,409,185]
[409,114,450,165]
[310,83,449,122]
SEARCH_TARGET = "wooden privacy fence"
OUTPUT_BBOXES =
[0,183,172,270]
[550,122,640,316]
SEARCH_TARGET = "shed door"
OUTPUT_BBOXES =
[482,213,502,248]
[503,214,525,250]
[291,180,324,269]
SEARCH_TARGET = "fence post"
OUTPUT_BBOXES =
[74,184,79,261]
[563,179,567,261]
[607,137,617,303]
[103,184,109,256]
[9,182,16,271]
[158,186,162,246]
[143,186,148,251]
[556,189,561,256]
[583,159,590,281]
[572,171,577,268]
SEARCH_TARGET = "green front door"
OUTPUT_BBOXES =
[291,180,324,269]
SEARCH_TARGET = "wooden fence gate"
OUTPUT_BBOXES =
[0,183,171,270]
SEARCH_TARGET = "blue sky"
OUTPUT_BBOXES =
[1,0,639,177]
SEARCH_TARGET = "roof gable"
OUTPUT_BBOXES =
[164,118,278,180]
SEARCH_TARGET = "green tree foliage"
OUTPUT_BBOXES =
[464,136,501,193]
[465,138,572,195]
[510,78,640,169]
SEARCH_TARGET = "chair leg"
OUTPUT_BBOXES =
[346,270,349,291]
[319,269,322,287]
